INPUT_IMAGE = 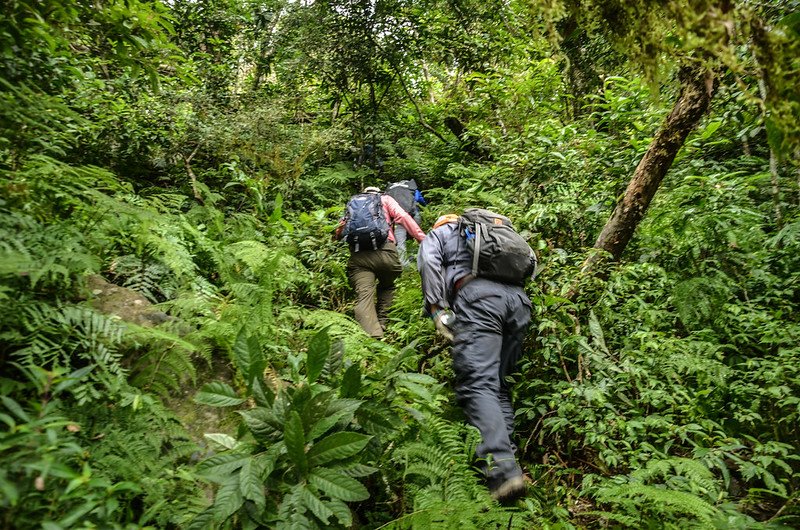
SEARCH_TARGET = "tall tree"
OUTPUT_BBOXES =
[592,66,716,261]
[544,0,736,266]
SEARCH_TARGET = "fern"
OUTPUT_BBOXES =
[380,499,529,530]
[3,155,126,216]
[0,210,100,293]
[126,323,206,395]
[109,254,175,302]
[11,303,127,403]
[596,483,717,527]
[296,308,379,363]
[629,457,719,498]
[386,416,538,528]
[395,418,485,504]
[591,457,723,528]
[66,395,208,528]
[671,275,731,331]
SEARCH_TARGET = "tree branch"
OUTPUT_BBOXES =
[380,51,448,144]
[182,145,204,204]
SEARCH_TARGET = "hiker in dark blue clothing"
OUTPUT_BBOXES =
[417,212,534,503]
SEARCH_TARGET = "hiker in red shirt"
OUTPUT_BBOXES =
[335,187,425,338]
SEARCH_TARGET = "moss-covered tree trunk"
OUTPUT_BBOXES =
[592,67,716,261]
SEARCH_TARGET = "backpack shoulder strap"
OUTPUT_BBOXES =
[472,222,481,276]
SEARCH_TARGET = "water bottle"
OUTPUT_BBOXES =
[439,311,455,328]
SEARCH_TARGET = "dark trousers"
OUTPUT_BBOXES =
[347,242,402,338]
[451,278,531,486]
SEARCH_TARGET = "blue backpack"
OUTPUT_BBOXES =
[343,193,390,252]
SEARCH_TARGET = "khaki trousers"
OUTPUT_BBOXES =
[347,242,402,338]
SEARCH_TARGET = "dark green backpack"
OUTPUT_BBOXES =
[460,208,536,285]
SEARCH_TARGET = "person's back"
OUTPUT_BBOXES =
[335,187,425,338]
[385,179,426,266]
[385,180,418,216]
[342,192,390,252]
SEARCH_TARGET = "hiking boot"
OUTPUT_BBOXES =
[490,475,526,503]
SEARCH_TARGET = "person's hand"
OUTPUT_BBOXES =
[432,309,454,342]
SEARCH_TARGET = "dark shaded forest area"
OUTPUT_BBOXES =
[1,0,800,528]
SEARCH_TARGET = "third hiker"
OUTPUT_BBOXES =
[384,179,427,267]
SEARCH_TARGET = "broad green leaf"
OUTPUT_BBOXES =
[0,477,18,506]
[239,459,265,511]
[254,443,284,480]
[38,462,79,480]
[339,363,361,398]
[1,396,29,422]
[326,498,353,527]
[335,463,379,478]
[588,311,610,355]
[699,119,722,141]
[252,378,274,408]
[307,400,362,441]
[284,410,307,475]
[277,484,305,524]
[286,512,311,529]
[300,486,333,524]
[233,330,265,387]
[194,382,245,407]
[53,365,95,394]
[240,407,282,443]
[64,477,85,495]
[765,116,784,154]
[330,338,345,372]
[289,383,312,409]
[268,193,283,223]
[186,507,215,530]
[301,389,336,435]
[197,452,250,477]
[377,342,417,379]
[213,477,244,523]
[325,398,363,415]
[279,218,295,232]
[306,327,331,384]
[396,380,433,402]
[779,11,800,31]
[309,468,368,502]
[575,337,593,357]
[357,404,401,435]
[307,432,371,467]
[107,481,142,494]
[397,372,437,385]
[57,501,97,527]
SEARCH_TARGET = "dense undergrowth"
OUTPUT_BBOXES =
[2,0,800,528]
